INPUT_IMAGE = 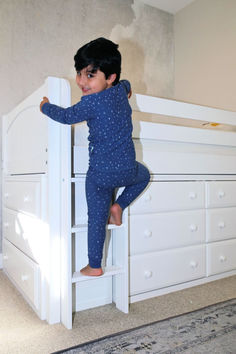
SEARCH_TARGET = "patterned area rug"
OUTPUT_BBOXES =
[54,299,236,353]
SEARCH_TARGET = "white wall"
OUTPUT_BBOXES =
[0,0,174,255]
[174,0,236,111]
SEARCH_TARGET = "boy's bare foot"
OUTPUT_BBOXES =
[80,264,103,277]
[108,203,122,226]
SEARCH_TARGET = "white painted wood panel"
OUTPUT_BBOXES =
[4,179,41,217]
[129,181,205,214]
[129,210,205,255]
[206,207,236,242]
[207,239,236,276]
[2,83,48,175]
[3,208,48,263]
[130,245,206,295]
[206,181,236,208]
[74,123,236,175]
[130,93,236,127]
[135,139,236,174]
[3,238,40,310]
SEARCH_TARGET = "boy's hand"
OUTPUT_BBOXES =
[128,89,132,99]
[40,97,49,112]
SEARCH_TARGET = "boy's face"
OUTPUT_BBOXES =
[76,65,116,96]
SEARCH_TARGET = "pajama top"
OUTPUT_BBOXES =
[42,80,136,172]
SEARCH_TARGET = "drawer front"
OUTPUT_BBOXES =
[4,180,41,217]
[130,245,206,295]
[3,239,40,309]
[207,239,236,276]
[206,207,236,242]
[206,181,236,208]
[130,210,205,255]
[130,181,205,215]
[2,208,47,262]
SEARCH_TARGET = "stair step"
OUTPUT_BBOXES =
[71,223,124,233]
[72,265,124,283]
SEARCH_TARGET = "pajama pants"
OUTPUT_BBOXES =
[86,162,150,268]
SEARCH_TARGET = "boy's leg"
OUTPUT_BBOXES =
[81,172,113,276]
[115,162,150,211]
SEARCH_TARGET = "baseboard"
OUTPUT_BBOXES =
[0,253,2,269]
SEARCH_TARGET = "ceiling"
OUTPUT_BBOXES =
[140,0,195,14]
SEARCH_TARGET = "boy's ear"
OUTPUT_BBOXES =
[107,73,117,85]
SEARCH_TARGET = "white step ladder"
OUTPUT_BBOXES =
[60,123,129,330]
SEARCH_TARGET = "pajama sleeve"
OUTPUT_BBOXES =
[41,98,93,125]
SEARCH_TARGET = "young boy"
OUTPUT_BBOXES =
[40,37,150,277]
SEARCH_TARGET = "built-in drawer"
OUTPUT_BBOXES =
[130,210,205,255]
[3,238,40,309]
[206,181,236,208]
[3,179,41,217]
[130,245,206,295]
[130,181,205,215]
[206,207,236,242]
[3,208,47,263]
[207,239,236,276]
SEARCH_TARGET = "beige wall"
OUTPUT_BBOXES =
[0,0,174,253]
[174,0,236,111]
[0,0,174,116]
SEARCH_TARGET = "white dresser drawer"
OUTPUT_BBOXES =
[3,238,40,309]
[130,245,206,295]
[4,179,41,217]
[206,181,236,208]
[130,210,205,255]
[3,208,47,263]
[130,181,205,215]
[206,207,236,242]
[207,239,236,276]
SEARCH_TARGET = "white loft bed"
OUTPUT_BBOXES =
[2,77,236,329]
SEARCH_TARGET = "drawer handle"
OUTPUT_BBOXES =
[189,224,198,232]
[218,191,225,199]
[3,255,8,260]
[189,192,197,200]
[218,221,225,229]
[219,255,227,262]
[21,275,29,282]
[144,270,153,279]
[23,196,30,202]
[144,230,152,238]
[190,261,198,269]
[4,222,9,228]
[144,194,151,202]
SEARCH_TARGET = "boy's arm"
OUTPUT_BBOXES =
[120,80,132,98]
[40,97,92,125]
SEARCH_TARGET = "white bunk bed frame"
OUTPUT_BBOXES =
[2,77,236,329]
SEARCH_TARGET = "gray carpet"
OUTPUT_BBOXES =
[53,299,236,353]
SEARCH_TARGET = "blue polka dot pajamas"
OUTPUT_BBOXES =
[42,80,150,268]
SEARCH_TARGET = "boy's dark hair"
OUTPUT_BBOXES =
[74,37,121,85]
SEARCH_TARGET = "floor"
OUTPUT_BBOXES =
[59,299,236,353]
[0,270,235,354]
